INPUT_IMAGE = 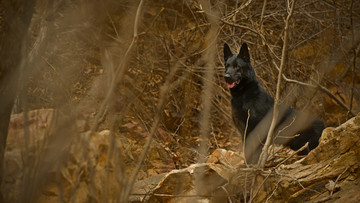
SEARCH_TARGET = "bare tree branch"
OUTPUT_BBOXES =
[90,0,145,133]
[257,0,296,169]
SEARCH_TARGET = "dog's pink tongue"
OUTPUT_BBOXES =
[227,82,235,89]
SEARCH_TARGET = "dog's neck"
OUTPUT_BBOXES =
[229,79,260,97]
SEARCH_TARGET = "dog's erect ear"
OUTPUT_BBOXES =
[238,43,250,62]
[223,43,233,62]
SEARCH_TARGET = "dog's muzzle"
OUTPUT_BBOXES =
[224,73,239,89]
[224,73,231,81]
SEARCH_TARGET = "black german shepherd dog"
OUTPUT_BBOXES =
[223,43,325,164]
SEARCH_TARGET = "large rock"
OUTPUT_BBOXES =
[1,109,176,202]
[141,113,360,203]
[252,113,360,202]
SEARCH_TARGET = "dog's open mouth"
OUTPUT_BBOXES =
[227,80,240,89]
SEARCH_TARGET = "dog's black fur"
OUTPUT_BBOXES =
[224,43,325,164]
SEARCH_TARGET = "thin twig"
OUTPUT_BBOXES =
[347,0,356,119]
[310,78,356,117]
[278,70,356,117]
[243,171,248,203]
[265,179,281,203]
[220,18,258,35]
[274,142,308,168]
[347,48,356,119]
[243,109,250,167]
[330,167,349,197]
[220,185,233,203]
[250,171,272,202]
[222,0,253,21]
[259,0,267,33]
[257,0,296,168]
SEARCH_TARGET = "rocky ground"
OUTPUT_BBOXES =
[2,109,360,202]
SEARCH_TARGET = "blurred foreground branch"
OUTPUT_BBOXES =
[91,0,144,133]
[0,0,35,200]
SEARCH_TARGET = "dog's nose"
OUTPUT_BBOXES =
[224,73,231,82]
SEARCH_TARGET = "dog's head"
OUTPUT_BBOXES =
[223,43,255,89]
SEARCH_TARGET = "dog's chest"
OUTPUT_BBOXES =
[231,107,246,134]
[230,90,273,136]
[230,97,256,135]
